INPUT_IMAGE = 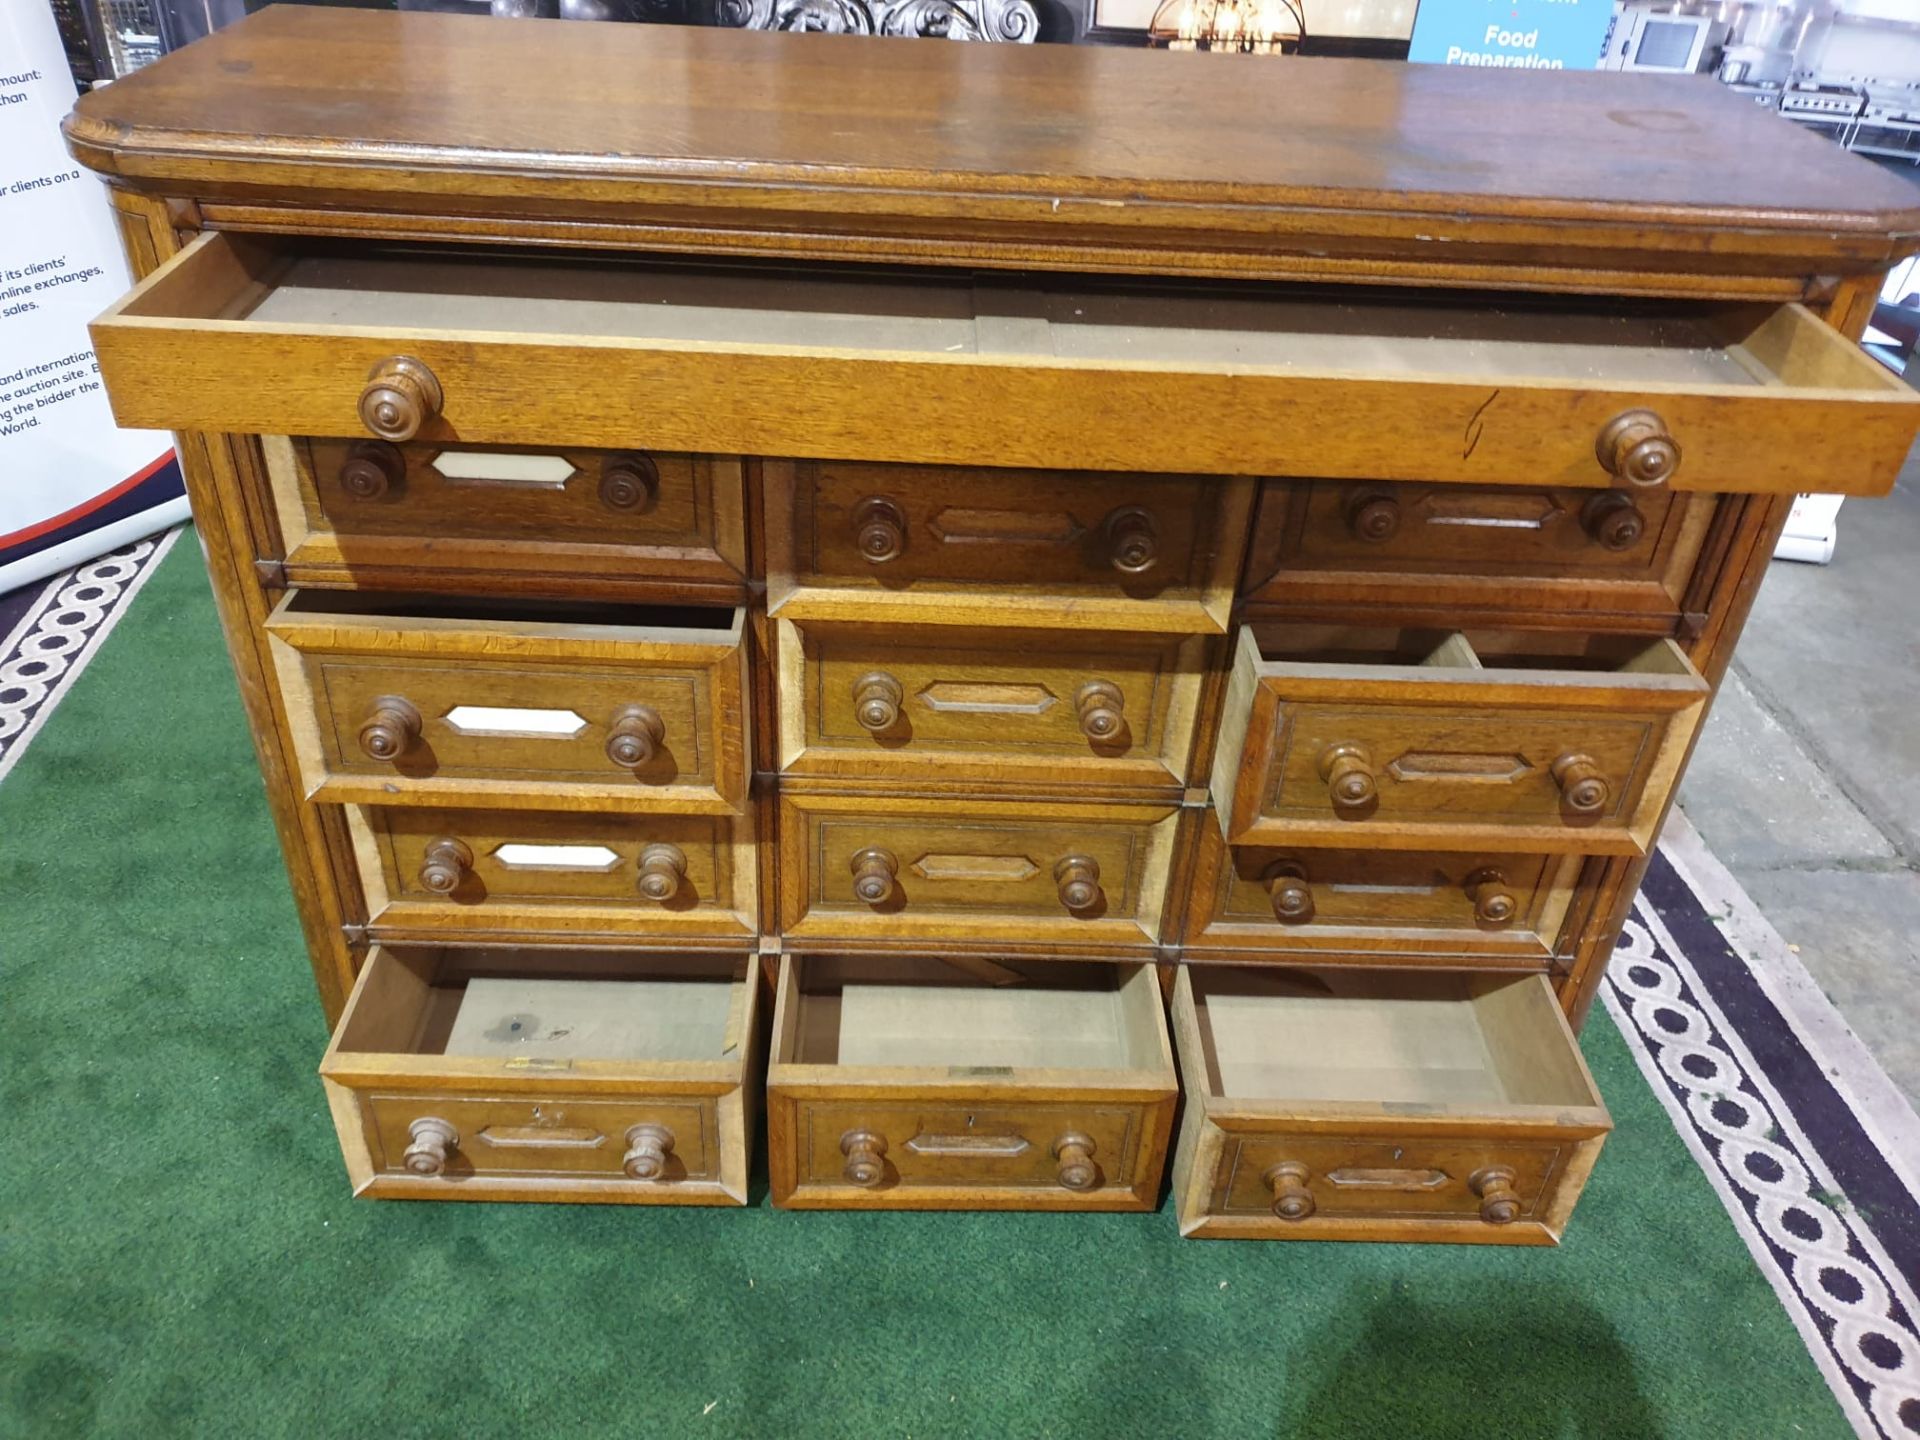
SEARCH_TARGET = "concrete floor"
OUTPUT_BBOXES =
[1679,451,1920,1108]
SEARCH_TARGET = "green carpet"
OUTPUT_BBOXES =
[1,534,1850,1440]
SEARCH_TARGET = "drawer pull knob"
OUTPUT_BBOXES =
[339,440,405,501]
[1471,1166,1522,1225]
[1345,488,1401,542]
[358,695,423,762]
[1075,681,1126,741]
[1263,860,1314,923]
[419,837,473,895]
[600,452,660,513]
[1104,507,1159,574]
[1580,491,1646,551]
[636,843,686,902]
[852,671,904,732]
[853,496,908,563]
[1596,408,1680,488]
[841,1129,889,1187]
[358,356,443,443]
[850,847,898,904]
[1318,743,1377,812]
[1052,1133,1099,1191]
[1054,854,1102,912]
[1264,1161,1315,1220]
[1464,867,1517,927]
[606,704,666,768]
[1551,752,1611,815]
[403,1117,458,1177]
[622,1124,676,1181]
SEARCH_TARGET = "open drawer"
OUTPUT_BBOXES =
[1169,967,1610,1244]
[265,592,749,814]
[766,955,1177,1210]
[92,233,1920,494]
[320,945,758,1204]
[1211,629,1708,855]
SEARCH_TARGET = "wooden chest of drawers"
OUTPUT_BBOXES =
[68,8,1920,1241]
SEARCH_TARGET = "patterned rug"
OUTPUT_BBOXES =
[3,526,1915,1438]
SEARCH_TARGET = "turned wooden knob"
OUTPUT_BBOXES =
[338,440,404,501]
[357,695,422,762]
[419,837,473,895]
[841,1129,888,1187]
[853,496,907,564]
[1465,867,1517,927]
[1264,860,1314,924]
[1075,681,1125,741]
[1471,1166,1521,1225]
[600,452,659,513]
[636,843,686,902]
[1104,507,1158,574]
[1054,854,1101,912]
[1345,487,1401,542]
[1581,491,1645,551]
[403,1117,458,1177]
[1264,1161,1315,1220]
[852,671,903,732]
[358,356,442,442]
[850,847,898,905]
[622,1123,676,1180]
[1552,752,1611,815]
[606,704,665,768]
[1596,408,1679,488]
[1052,1133,1098,1192]
[1318,743,1377,812]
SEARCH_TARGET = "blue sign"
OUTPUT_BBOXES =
[1408,0,1613,70]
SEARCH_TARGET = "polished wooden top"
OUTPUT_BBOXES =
[66,4,1920,275]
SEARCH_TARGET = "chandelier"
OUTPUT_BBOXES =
[1149,0,1303,52]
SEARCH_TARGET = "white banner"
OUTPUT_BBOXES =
[0,3,186,593]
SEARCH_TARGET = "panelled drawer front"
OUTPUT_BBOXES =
[265,596,749,813]
[778,793,1179,951]
[794,1101,1143,1195]
[1213,630,1708,855]
[267,437,748,599]
[768,459,1250,632]
[775,618,1206,790]
[364,1093,715,1181]
[1242,479,1717,630]
[1214,1133,1566,1225]
[1183,819,1581,966]
[353,806,756,942]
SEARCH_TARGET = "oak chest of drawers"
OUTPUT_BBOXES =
[69,7,1920,1243]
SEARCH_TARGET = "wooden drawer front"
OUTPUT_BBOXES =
[767,956,1177,1210]
[351,807,756,944]
[1243,480,1716,631]
[1169,968,1610,1244]
[266,596,748,813]
[321,946,757,1204]
[363,1093,714,1181]
[775,619,1206,790]
[1212,1133,1574,1228]
[778,793,1179,953]
[1184,820,1581,967]
[793,1101,1145,1194]
[767,459,1248,633]
[1213,630,1707,855]
[266,437,747,601]
[97,234,1920,498]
